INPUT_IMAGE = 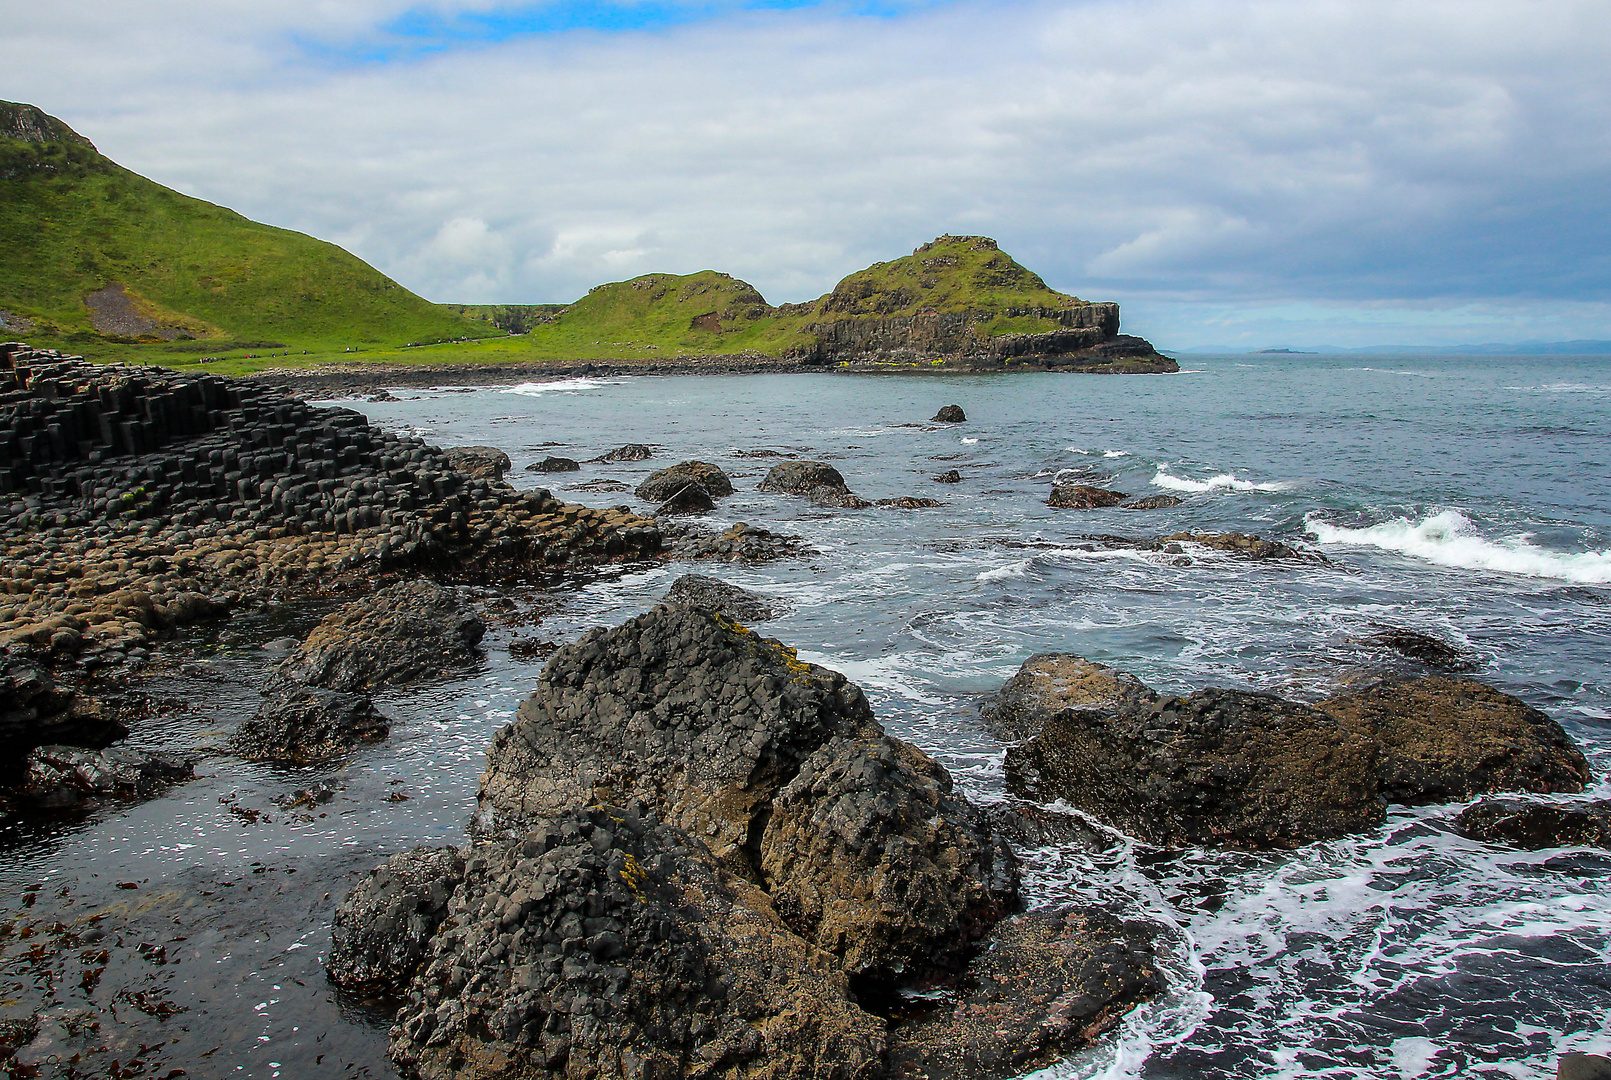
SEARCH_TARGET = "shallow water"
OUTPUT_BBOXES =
[4,355,1609,1078]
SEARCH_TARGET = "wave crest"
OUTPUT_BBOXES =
[1152,469,1290,493]
[1306,510,1611,584]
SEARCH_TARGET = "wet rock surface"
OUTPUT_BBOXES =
[269,579,485,694]
[933,469,961,483]
[661,574,785,621]
[884,908,1163,1080]
[1454,797,1611,850]
[524,456,580,473]
[651,482,715,515]
[876,496,943,509]
[1316,677,1591,803]
[1359,627,1476,671]
[634,460,733,502]
[1001,656,1594,849]
[389,806,887,1080]
[228,687,390,763]
[1122,494,1183,510]
[759,460,851,497]
[1152,531,1303,560]
[1,659,123,775]
[1047,484,1127,509]
[600,443,652,462]
[18,743,195,808]
[328,846,467,993]
[931,405,966,423]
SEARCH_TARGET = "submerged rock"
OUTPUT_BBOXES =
[661,574,785,621]
[933,469,962,483]
[1358,627,1476,672]
[1006,685,1384,849]
[1122,495,1183,510]
[758,460,851,496]
[663,521,815,563]
[228,688,389,764]
[18,744,194,808]
[270,579,485,694]
[602,443,652,461]
[328,846,466,993]
[635,461,733,502]
[444,446,511,481]
[1316,677,1591,803]
[877,497,943,509]
[1454,797,1611,850]
[932,405,966,423]
[1153,531,1301,560]
[1047,484,1127,509]
[885,908,1163,1080]
[389,806,887,1080]
[525,456,580,473]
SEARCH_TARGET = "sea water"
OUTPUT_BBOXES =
[2,354,1608,1078]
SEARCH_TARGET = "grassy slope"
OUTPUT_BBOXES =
[0,102,488,362]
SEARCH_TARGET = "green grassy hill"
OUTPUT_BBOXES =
[0,101,487,358]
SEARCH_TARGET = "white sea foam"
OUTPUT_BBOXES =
[1103,450,1130,458]
[499,377,621,396]
[1306,510,1611,584]
[1152,469,1290,493]
[961,437,980,444]
[977,560,1032,582]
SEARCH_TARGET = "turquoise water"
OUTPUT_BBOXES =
[4,355,1608,1078]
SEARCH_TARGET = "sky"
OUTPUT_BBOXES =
[4,0,1610,350]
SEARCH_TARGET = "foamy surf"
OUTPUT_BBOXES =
[1306,510,1611,584]
[499,377,622,396]
[1152,468,1290,493]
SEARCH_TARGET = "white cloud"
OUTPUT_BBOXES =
[3,0,1608,345]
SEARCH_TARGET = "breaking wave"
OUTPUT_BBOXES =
[1306,510,1611,584]
[1152,469,1291,493]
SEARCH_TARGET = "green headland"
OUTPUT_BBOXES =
[1,101,1170,375]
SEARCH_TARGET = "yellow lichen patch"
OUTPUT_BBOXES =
[619,853,646,902]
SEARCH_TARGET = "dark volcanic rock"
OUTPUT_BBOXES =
[1153,531,1301,560]
[662,574,784,621]
[524,456,580,473]
[444,446,511,481]
[932,405,966,423]
[328,846,466,992]
[18,745,194,808]
[877,497,943,509]
[603,443,652,461]
[1047,484,1127,509]
[663,521,815,563]
[758,735,1017,980]
[651,482,715,515]
[476,604,881,856]
[270,579,485,694]
[1359,627,1475,671]
[885,908,1163,1080]
[1454,797,1611,850]
[1,659,123,770]
[933,469,962,483]
[389,806,886,1080]
[1122,495,1183,510]
[1317,677,1591,803]
[228,688,389,764]
[1005,685,1384,849]
[759,460,851,496]
[987,800,1116,852]
[984,653,1153,743]
[476,605,1017,979]
[636,460,733,502]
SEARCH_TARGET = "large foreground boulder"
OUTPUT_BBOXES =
[635,461,733,502]
[228,688,389,763]
[1001,655,1593,849]
[389,806,886,1080]
[1315,677,1590,803]
[270,579,485,694]
[477,604,1017,982]
[328,847,466,992]
[1006,686,1384,848]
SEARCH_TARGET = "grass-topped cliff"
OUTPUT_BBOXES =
[1,100,1164,372]
[0,101,487,357]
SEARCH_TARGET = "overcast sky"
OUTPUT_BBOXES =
[6,0,1609,348]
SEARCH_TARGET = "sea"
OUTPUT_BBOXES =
[3,353,1609,1079]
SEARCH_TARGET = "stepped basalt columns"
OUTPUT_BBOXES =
[797,303,1174,370]
[0,344,664,765]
